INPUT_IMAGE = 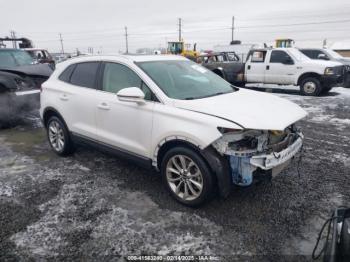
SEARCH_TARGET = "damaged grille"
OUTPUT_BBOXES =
[212,125,302,187]
[212,125,299,157]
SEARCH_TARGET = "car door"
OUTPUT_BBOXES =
[96,62,155,158]
[264,50,296,84]
[54,62,100,140]
[245,50,267,83]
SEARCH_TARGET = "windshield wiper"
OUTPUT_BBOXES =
[184,91,234,100]
[184,97,196,100]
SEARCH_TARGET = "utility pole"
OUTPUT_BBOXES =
[10,30,16,48]
[178,18,182,42]
[59,33,65,54]
[125,26,129,54]
[231,16,235,43]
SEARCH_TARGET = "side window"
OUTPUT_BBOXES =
[270,50,292,63]
[215,55,226,62]
[102,62,156,102]
[227,53,239,61]
[58,64,76,83]
[313,50,328,60]
[251,51,266,63]
[141,82,158,102]
[70,62,100,88]
[300,50,313,59]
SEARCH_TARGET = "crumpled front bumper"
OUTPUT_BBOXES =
[250,134,303,170]
[228,132,304,186]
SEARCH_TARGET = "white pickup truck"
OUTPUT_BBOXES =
[244,48,345,96]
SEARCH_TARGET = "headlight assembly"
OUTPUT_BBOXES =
[324,67,335,75]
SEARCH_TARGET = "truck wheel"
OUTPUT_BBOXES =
[300,77,322,96]
[161,146,214,207]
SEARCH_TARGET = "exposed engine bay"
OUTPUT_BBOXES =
[212,125,303,186]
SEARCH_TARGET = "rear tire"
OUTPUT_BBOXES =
[46,116,74,156]
[161,146,214,207]
[300,77,323,96]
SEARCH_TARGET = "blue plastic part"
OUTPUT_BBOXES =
[229,155,254,186]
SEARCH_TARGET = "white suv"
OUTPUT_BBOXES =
[40,55,307,206]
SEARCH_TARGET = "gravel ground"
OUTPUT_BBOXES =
[0,86,349,261]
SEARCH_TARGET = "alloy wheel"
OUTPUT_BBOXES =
[48,120,65,152]
[166,154,203,201]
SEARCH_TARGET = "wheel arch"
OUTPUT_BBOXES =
[154,137,203,170]
[212,68,226,80]
[297,72,321,86]
[154,137,232,198]
[42,107,67,128]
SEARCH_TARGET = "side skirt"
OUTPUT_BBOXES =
[71,132,154,170]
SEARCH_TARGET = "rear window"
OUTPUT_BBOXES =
[70,62,100,88]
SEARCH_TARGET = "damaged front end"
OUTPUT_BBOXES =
[212,125,303,186]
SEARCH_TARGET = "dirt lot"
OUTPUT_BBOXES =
[1,86,349,261]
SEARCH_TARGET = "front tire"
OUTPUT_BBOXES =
[46,116,74,156]
[161,146,214,206]
[300,77,322,96]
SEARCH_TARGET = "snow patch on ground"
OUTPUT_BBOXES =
[11,179,235,258]
[329,118,350,126]
[0,182,13,197]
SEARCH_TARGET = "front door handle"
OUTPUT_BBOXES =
[266,65,270,70]
[59,94,69,101]
[97,102,110,111]
[247,65,251,70]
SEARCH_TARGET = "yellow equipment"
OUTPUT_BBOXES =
[275,39,294,48]
[167,41,199,61]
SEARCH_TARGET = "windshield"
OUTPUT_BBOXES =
[0,49,34,68]
[137,60,236,100]
[326,49,344,59]
[288,48,310,61]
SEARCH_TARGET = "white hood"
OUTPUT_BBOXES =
[173,89,308,131]
[303,59,343,67]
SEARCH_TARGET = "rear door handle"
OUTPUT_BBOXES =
[247,65,251,70]
[266,65,270,70]
[59,94,69,101]
[97,102,110,111]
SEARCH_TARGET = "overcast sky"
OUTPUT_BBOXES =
[1,0,350,53]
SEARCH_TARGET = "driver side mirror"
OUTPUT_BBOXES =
[317,53,329,60]
[116,87,145,103]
